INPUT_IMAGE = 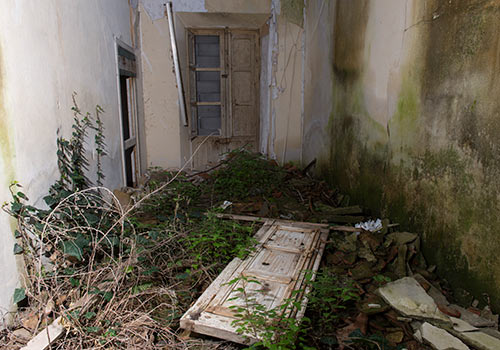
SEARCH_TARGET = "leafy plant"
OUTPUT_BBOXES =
[227,276,312,350]
[306,268,359,325]
[3,97,114,311]
[185,211,256,269]
[211,150,285,200]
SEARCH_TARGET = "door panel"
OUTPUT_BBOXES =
[180,220,329,344]
[229,31,259,141]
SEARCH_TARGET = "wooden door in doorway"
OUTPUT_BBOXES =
[189,29,260,169]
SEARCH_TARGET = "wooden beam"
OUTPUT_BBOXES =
[21,317,65,350]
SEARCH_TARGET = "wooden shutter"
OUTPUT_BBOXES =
[229,30,259,139]
[180,220,328,344]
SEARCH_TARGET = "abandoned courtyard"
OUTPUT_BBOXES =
[1,0,500,349]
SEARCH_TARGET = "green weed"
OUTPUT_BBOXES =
[211,150,285,200]
[227,276,313,350]
[306,268,360,327]
[185,211,256,269]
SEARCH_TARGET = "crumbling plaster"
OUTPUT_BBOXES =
[0,0,133,325]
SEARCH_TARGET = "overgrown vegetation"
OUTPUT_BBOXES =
[1,100,421,350]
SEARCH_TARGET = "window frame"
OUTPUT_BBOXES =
[187,28,227,138]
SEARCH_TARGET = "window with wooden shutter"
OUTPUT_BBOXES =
[187,28,259,169]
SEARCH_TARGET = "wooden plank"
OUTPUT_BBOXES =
[327,215,365,224]
[21,317,65,350]
[214,213,330,229]
[321,205,363,215]
[180,220,328,345]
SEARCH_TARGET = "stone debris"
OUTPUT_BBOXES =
[452,305,497,328]
[375,275,500,350]
[479,328,500,341]
[420,322,470,350]
[11,329,32,341]
[377,277,451,325]
[458,330,500,350]
[386,231,418,246]
[451,317,478,332]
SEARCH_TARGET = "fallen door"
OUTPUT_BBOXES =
[180,219,328,344]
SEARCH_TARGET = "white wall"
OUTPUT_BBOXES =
[138,3,184,169]
[302,0,336,165]
[0,0,132,325]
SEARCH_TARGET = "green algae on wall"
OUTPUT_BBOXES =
[318,0,500,311]
[281,0,304,27]
[0,44,15,184]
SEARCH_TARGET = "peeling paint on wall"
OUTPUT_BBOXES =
[139,0,207,21]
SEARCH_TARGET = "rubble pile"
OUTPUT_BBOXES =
[324,222,500,350]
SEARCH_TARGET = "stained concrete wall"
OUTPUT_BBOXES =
[304,0,500,310]
[0,0,133,325]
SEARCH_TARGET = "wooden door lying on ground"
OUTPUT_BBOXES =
[180,220,328,344]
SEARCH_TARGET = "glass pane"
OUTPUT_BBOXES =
[196,71,220,102]
[197,105,221,136]
[195,35,220,68]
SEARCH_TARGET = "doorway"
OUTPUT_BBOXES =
[187,29,260,168]
[117,44,140,187]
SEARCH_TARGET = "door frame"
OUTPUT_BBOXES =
[186,28,260,169]
[114,38,141,187]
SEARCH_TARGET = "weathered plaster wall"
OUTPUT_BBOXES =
[139,3,184,169]
[302,0,335,166]
[261,0,305,164]
[309,0,500,310]
[271,15,304,164]
[0,0,132,325]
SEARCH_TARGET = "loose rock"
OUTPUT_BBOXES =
[420,322,469,350]
[458,330,500,350]
[377,277,451,325]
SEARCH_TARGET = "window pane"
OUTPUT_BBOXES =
[196,71,220,102]
[195,35,220,68]
[197,105,221,136]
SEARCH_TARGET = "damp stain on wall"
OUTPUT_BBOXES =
[318,0,500,310]
[0,44,15,185]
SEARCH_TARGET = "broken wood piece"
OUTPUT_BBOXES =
[21,316,65,350]
[330,225,362,233]
[316,204,362,215]
[214,213,329,229]
[180,219,328,344]
[328,215,365,224]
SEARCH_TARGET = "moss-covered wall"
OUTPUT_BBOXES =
[315,0,500,310]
